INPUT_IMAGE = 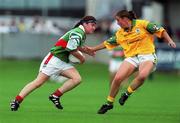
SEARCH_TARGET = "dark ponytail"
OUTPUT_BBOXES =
[73,16,97,28]
[116,10,137,20]
[128,11,137,20]
[73,20,83,28]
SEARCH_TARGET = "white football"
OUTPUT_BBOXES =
[69,51,84,64]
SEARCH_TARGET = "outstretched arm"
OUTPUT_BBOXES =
[79,43,106,56]
[80,35,118,55]
[90,35,118,52]
[91,43,106,51]
[161,30,176,48]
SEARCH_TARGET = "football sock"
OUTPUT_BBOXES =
[126,86,135,95]
[107,96,114,105]
[52,89,63,97]
[15,95,23,103]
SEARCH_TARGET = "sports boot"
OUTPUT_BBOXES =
[10,100,20,111]
[97,103,113,114]
[119,92,129,105]
[49,95,63,109]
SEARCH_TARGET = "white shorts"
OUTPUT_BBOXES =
[39,53,74,76]
[109,59,123,73]
[125,53,157,71]
[50,74,68,83]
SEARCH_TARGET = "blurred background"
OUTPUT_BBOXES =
[0,1,180,123]
[0,0,180,71]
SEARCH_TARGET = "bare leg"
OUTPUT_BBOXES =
[19,72,49,98]
[109,61,136,98]
[10,72,49,111]
[97,61,136,114]
[50,74,68,83]
[48,68,82,109]
[57,68,81,94]
[109,72,116,86]
[118,61,155,106]
[130,61,154,90]
[110,72,129,88]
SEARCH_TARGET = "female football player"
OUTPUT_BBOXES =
[10,16,97,111]
[91,10,176,114]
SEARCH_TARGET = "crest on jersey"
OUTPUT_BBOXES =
[153,24,160,31]
[135,28,140,34]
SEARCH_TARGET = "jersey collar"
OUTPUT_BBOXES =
[79,25,85,32]
[132,19,136,27]
[124,19,136,32]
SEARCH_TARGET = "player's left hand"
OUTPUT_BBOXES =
[168,41,176,48]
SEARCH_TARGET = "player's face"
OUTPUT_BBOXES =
[83,23,96,34]
[115,16,131,29]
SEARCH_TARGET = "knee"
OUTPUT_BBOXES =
[136,74,147,82]
[114,74,123,82]
[72,75,82,85]
[113,76,123,87]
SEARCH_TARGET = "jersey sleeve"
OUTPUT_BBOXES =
[146,21,165,38]
[66,32,81,51]
[103,35,118,50]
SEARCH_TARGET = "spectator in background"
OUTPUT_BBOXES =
[18,17,26,32]
[46,20,63,35]
[9,17,19,33]
[30,16,45,33]
[0,21,9,33]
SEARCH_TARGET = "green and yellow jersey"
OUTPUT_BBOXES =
[104,19,165,57]
[50,25,86,62]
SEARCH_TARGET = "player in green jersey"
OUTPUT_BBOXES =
[10,16,97,111]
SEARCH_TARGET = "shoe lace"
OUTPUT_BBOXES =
[10,100,19,108]
[51,96,60,105]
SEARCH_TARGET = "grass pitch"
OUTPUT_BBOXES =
[0,60,180,123]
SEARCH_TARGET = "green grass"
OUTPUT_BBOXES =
[0,60,180,123]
